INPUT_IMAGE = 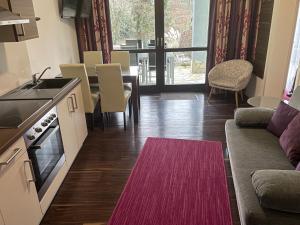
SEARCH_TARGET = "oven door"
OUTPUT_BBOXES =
[28,121,65,200]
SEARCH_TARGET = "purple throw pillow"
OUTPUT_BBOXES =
[267,101,299,137]
[296,163,300,171]
[280,113,300,167]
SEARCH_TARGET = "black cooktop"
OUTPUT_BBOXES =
[0,100,51,128]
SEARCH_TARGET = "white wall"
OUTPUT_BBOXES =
[0,0,79,95]
[246,0,299,98]
[27,0,79,77]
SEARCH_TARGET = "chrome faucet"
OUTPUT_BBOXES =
[32,66,51,85]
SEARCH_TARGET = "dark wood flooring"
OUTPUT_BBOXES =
[41,92,242,225]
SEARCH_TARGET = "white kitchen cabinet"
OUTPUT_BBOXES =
[57,84,87,167]
[0,138,42,225]
[0,211,5,225]
[72,84,88,148]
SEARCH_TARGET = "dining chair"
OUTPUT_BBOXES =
[83,51,103,76]
[111,50,132,91]
[95,63,132,130]
[111,51,130,71]
[60,64,100,130]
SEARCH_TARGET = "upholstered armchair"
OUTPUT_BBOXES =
[208,59,253,108]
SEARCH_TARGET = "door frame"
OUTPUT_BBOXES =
[109,0,210,93]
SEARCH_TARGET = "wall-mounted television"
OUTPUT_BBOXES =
[60,0,92,19]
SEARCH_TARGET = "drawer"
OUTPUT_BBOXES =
[0,138,26,171]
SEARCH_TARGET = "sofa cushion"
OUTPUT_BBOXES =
[280,113,300,166]
[267,101,299,137]
[235,107,275,128]
[251,170,300,214]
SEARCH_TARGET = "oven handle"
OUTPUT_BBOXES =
[24,160,36,183]
[0,148,23,166]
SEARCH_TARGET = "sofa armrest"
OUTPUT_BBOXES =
[235,107,275,128]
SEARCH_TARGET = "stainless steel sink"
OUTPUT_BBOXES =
[21,83,37,90]
[0,78,78,100]
[33,79,72,89]
[20,79,73,90]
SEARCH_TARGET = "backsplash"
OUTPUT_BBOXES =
[0,42,32,95]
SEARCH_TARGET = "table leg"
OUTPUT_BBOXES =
[132,79,139,124]
[137,76,141,109]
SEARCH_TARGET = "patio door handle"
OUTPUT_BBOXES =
[160,38,164,48]
[156,37,160,48]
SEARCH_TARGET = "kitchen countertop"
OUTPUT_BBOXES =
[0,78,81,155]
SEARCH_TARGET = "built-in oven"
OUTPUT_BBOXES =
[24,106,66,200]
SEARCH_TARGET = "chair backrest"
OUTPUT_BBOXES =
[211,59,253,79]
[83,51,103,65]
[60,64,95,113]
[209,59,253,90]
[289,86,300,110]
[111,51,130,71]
[83,51,103,76]
[95,64,126,112]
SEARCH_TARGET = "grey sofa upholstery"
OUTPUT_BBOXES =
[225,117,300,225]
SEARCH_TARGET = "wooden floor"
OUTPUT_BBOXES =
[41,92,242,225]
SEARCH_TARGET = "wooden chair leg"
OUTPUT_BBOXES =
[123,112,127,131]
[90,113,94,131]
[105,113,109,126]
[208,87,214,102]
[101,113,105,131]
[129,98,132,118]
[235,91,239,108]
[240,90,244,102]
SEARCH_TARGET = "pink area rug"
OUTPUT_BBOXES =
[107,138,233,225]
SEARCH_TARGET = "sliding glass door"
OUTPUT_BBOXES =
[109,0,210,92]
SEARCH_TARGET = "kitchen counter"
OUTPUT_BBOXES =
[0,78,81,155]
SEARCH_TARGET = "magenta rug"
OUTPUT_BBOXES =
[107,138,233,225]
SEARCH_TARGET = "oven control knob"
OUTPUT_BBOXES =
[27,135,35,140]
[35,127,42,133]
[41,122,48,127]
[48,116,54,120]
[51,114,56,118]
[45,119,51,123]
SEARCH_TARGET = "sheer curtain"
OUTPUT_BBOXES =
[286,4,300,94]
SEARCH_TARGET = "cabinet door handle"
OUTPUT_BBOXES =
[14,13,26,36]
[19,24,26,36]
[24,160,36,183]
[72,94,78,109]
[68,97,75,112]
[0,148,23,166]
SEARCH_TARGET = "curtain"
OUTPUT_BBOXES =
[207,0,260,73]
[76,0,112,63]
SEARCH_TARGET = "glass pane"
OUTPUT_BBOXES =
[165,51,206,85]
[131,53,156,86]
[109,0,155,50]
[164,0,210,48]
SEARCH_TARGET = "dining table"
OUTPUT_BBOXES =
[88,66,140,124]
